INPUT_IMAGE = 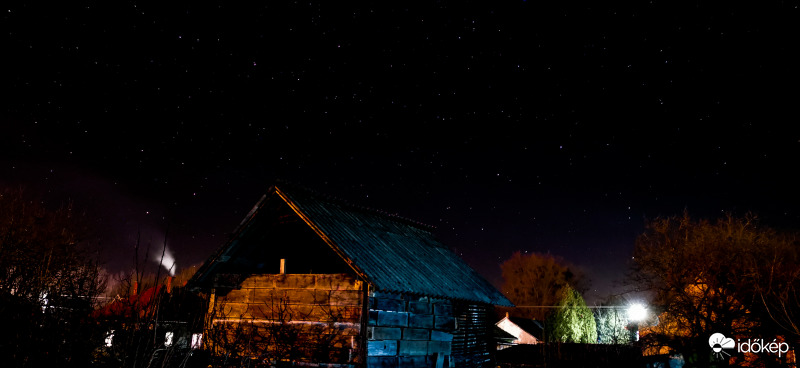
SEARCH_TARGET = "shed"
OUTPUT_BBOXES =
[188,185,512,367]
[494,313,544,348]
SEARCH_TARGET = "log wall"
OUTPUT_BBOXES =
[204,275,493,368]
[451,303,493,368]
[206,273,364,367]
[366,291,455,368]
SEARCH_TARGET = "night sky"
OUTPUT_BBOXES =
[3,1,800,304]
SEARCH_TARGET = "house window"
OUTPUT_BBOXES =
[105,330,115,347]
[41,292,49,312]
[191,333,203,349]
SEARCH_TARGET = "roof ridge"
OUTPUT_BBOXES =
[274,183,437,231]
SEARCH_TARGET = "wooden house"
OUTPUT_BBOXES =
[187,185,512,368]
[494,313,544,348]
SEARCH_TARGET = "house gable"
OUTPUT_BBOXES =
[189,191,355,290]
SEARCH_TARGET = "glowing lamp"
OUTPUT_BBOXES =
[628,303,647,322]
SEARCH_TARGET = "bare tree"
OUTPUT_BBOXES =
[0,188,107,367]
[632,212,800,366]
[92,233,205,368]
[204,288,355,367]
[595,296,632,345]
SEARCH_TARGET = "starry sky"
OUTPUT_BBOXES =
[2,1,800,304]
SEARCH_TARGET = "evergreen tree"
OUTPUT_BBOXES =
[547,284,597,343]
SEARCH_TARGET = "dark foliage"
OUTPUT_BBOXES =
[0,188,106,367]
[632,212,800,366]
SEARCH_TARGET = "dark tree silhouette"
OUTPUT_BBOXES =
[632,212,800,367]
[0,188,106,367]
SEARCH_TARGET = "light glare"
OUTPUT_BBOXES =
[628,303,647,322]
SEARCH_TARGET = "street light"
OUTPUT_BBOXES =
[627,303,647,342]
[628,303,647,322]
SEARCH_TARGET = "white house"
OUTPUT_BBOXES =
[495,313,544,347]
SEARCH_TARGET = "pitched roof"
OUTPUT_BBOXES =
[508,316,545,340]
[493,325,517,342]
[190,185,512,307]
[497,314,545,341]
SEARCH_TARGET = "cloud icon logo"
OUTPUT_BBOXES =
[709,333,735,358]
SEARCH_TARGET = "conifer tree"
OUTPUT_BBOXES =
[547,284,597,343]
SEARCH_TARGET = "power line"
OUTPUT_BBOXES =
[512,305,632,309]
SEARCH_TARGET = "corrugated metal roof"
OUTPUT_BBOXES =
[275,186,512,306]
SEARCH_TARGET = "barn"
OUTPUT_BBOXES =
[187,185,512,367]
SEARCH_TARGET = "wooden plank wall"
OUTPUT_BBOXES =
[205,273,364,367]
[366,291,456,368]
[451,303,493,368]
